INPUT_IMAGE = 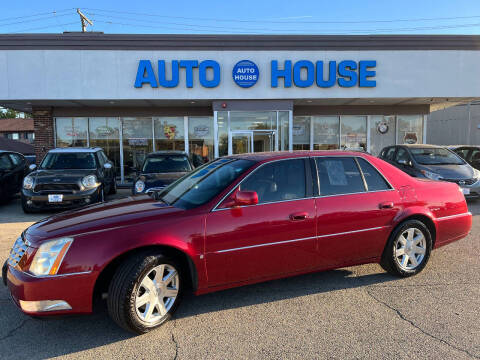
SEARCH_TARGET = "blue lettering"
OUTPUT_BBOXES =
[199,60,220,88]
[293,60,314,88]
[179,60,198,88]
[158,60,179,88]
[337,60,358,87]
[271,60,292,87]
[359,60,376,87]
[134,60,158,88]
[316,61,336,88]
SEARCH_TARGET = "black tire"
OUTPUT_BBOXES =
[108,179,117,195]
[107,251,184,334]
[99,186,105,203]
[380,220,432,277]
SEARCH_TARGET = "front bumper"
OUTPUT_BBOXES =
[457,182,480,199]
[21,187,101,210]
[3,261,95,316]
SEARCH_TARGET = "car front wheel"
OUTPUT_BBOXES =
[107,252,183,334]
[380,220,432,277]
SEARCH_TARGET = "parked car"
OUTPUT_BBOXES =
[3,151,472,334]
[21,147,116,213]
[448,145,480,170]
[132,151,193,195]
[379,144,480,199]
[0,150,29,203]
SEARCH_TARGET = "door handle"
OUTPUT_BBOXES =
[289,212,308,221]
[379,201,394,209]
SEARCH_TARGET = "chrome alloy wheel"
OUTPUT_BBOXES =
[395,228,427,271]
[135,264,180,324]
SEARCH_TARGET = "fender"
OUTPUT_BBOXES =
[392,205,438,240]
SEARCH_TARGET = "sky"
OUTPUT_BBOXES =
[2,0,480,35]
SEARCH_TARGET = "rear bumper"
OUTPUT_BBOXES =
[21,187,101,210]
[3,263,95,316]
[434,212,472,248]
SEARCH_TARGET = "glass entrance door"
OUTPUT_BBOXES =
[231,131,253,154]
[230,130,277,154]
[253,131,276,152]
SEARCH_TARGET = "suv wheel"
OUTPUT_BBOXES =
[107,252,183,334]
[109,179,117,195]
[380,220,432,277]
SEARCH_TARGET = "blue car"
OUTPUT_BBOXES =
[132,151,194,195]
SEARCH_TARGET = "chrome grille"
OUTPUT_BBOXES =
[443,178,477,186]
[8,236,28,268]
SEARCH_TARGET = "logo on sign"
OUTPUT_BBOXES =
[232,60,259,88]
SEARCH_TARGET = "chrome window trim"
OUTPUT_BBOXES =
[212,156,311,211]
[212,155,396,211]
[213,226,388,254]
[435,212,472,221]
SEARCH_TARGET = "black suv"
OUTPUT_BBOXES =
[379,144,480,198]
[0,151,29,203]
[21,147,116,212]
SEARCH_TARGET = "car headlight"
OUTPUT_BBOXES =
[23,176,34,190]
[29,237,73,276]
[135,180,145,193]
[421,170,443,181]
[81,175,98,188]
[473,169,480,180]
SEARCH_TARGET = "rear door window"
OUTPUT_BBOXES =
[8,153,22,166]
[394,148,411,164]
[315,157,366,196]
[385,147,396,161]
[356,158,391,191]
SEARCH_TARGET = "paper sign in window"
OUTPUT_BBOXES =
[324,160,348,186]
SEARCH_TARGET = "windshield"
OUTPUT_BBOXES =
[410,148,465,165]
[158,158,255,209]
[40,152,97,170]
[142,155,192,173]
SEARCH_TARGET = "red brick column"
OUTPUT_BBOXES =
[32,107,54,165]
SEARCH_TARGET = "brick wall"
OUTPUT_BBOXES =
[32,107,54,164]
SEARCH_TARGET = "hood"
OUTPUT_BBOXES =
[139,172,187,187]
[30,169,97,184]
[420,164,475,180]
[25,195,184,246]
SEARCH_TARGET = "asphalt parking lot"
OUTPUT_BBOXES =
[0,190,479,359]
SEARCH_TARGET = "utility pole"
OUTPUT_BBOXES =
[77,9,93,33]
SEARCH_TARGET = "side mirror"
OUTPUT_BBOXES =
[104,163,112,169]
[28,164,37,171]
[234,191,258,206]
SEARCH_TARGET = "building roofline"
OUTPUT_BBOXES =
[1,33,480,50]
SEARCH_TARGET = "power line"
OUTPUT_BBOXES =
[83,7,480,25]
[5,21,78,34]
[0,8,73,22]
[0,13,75,28]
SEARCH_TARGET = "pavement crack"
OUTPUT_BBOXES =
[171,318,179,360]
[365,288,479,359]
[0,318,30,342]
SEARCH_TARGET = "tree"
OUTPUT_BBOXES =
[0,108,23,119]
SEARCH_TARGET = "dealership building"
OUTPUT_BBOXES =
[0,34,479,184]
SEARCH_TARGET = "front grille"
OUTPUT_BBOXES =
[8,236,28,268]
[34,183,80,193]
[443,178,477,186]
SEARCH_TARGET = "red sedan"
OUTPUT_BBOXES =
[3,151,472,334]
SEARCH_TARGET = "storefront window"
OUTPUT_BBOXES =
[397,115,423,145]
[89,117,121,180]
[369,115,396,156]
[292,116,311,150]
[122,117,153,183]
[154,117,185,152]
[55,117,88,147]
[313,116,339,150]
[188,116,214,166]
[340,116,367,151]
[230,111,276,131]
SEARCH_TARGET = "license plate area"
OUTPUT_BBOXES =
[48,194,63,203]
[462,188,470,195]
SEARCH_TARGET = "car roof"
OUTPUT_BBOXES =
[0,150,23,156]
[48,147,102,153]
[397,144,445,148]
[223,150,368,162]
[147,151,188,156]
[447,145,479,149]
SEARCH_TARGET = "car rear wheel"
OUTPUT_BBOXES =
[380,220,432,277]
[107,252,183,334]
